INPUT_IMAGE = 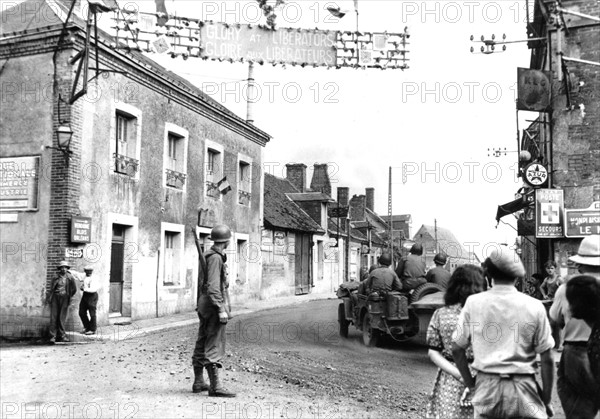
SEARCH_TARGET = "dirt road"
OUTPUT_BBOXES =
[1,298,565,418]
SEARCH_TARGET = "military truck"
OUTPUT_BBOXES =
[336,282,445,346]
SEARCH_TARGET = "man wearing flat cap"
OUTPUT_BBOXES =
[71,266,99,335]
[46,261,78,343]
[550,235,600,418]
[452,246,555,418]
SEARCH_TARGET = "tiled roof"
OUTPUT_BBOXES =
[264,173,324,234]
[287,192,335,202]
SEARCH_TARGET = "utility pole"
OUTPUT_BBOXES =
[434,218,438,253]
[388,166,393,267]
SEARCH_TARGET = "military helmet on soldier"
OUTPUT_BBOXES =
[378,253,392,266]
[210,225,232,243]
[434,253,448,266]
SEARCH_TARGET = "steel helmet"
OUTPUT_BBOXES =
[378,253,392,266]
[434,253,448,265]
[209,225,232,243]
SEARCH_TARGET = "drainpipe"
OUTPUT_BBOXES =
[156,249,160,318]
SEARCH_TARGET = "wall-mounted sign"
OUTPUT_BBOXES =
[273,231,286,247]
[70,216,92,243]
[65,248,83,258]
[0,156,40,212]
[565,201,600,237]
[535,189,564,238]
[523,163,548,187]
[517,68,551,112]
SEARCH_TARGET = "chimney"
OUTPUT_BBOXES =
[365,188,374,212]
[349,194,366,221]
[285,163,307,192]
[337,187,349,208]
[310,164,332,197]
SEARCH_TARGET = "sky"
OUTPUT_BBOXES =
[6,0,539,260]
[146,0,537,259]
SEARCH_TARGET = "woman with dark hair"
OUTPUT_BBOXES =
[566,274,600,409]
[425,264,486,419]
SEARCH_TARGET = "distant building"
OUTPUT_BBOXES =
[412,224,476,271]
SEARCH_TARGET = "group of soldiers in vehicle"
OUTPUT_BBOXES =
[359,244,451,296]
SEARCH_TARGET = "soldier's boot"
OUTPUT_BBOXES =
[192,366,210,393]
[206,363,236,398]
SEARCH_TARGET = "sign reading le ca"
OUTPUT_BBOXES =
[565,201,600,237]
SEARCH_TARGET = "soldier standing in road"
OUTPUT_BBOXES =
[426,253,451,289]
[71,266,99,335]
[191,224,236,398]
[46,261,78,344]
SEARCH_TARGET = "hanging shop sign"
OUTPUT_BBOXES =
[535,189,564,238]
[565,201,600,237]
[0,156,40,212]
[517,68,551,112]
[70,216,92,243]
[113,13,410,69]
[523,162,549,187]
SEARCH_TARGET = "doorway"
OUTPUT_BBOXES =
[109,224,126,314]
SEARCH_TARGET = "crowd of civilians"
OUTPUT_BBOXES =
[423,234,600,419]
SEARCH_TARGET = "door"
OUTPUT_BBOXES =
[295,234,312,295]
[109,224,125,314]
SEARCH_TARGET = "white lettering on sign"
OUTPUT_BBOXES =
[65,248,83,258]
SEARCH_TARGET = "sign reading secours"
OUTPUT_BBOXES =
[535,188,564,238]
[202,23,336,66]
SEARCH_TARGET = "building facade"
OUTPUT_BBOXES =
[0,0,270,337]
[517,0,599,278]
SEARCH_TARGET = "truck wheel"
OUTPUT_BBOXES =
[362,313,380,347]
[410,283,445,303]
[338,303,349,338]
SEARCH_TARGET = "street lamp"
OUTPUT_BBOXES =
[46,96,74,164]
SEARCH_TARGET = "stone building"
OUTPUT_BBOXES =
[0,0,270,337]
[516,0,599,278]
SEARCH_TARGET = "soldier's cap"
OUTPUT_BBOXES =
[486,247,525,279]
[57,261,70,269]
[569,235,600,267]
[83,266,94,271]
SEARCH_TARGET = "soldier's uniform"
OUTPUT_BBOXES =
[192,247,228,367]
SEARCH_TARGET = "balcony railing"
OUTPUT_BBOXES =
[114,153,139,177]
[166,168,187,189]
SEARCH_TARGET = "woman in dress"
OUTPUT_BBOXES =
[425,264,486,419]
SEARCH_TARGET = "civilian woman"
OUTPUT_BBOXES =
[425,264,486,419]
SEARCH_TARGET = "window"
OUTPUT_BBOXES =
[161,223,184,286]
[163,123,188,190]
[205,140,224,199]
[238,159,251,206]
[113,106,141,178]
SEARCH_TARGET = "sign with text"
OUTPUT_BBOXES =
[565,201,600,237]
[113,13,409,69]
[0,156,40,212]
[203,23,336,66]
[535,189,564,238]
[517,68,551,112]
[65,248,84,258]
[70,216,92,243]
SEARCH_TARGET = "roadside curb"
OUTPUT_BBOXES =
[65,293,336,343]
